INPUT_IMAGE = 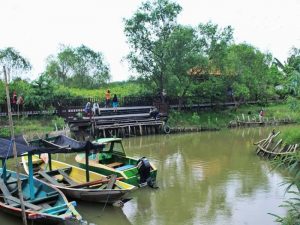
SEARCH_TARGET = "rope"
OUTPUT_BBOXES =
[99,179,113,215]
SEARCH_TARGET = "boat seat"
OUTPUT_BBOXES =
[38,171,62,186]
[5,195,42,211]
[0,179,15,205]
[57,169,78,186]
[115,164,135,171]
[5,177,28,185]
[106,162,123,168]
[45,167,72,176]
[29,193,59,204]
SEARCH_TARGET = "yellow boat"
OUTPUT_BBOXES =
[22,155,136,206]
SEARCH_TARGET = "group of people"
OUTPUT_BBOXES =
[84,89,119,116]
[105,89,119,110]
[11,90,24,112]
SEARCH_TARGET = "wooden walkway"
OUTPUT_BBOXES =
[228,114,295,128]
[255,131,299,158]
[0,99,284,117]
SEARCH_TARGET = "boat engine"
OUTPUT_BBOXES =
[137,157,155,187]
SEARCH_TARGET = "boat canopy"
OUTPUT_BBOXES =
[0,136,36,159]
[0,135,104,158]
[30,135,104,154]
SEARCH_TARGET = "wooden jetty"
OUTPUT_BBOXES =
[170,126,220,133]
[66,106,168,138]
[254,131,299,158]
[229,114,295,128]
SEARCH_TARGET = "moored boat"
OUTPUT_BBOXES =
[75,138,157,187]
[0,137,82,224]
[24,134,136,206]
[22,155,136,206]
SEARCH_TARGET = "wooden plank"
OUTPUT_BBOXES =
[106,162,123,168]
[106,174,117,189]
[38,171,61,186]
[29,193,59,204]
[5,195,42,211]
[68,177,124,189]
[57,169,78,186]
[0,180,15,205]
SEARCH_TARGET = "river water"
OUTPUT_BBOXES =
[2,126,295,225]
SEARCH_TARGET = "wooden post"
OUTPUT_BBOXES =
[3,66,28,225]
[85,149,90,182]
[28,154,34,200]
[1,159,7,183]
[48,153,52,171]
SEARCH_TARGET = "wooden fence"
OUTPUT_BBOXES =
[0,95,282,117]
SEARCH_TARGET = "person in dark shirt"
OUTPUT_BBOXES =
[112,94,118,112]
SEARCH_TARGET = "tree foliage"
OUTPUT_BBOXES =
[0,47,31,81]
[45,45,111,88]
[124,0,182,96]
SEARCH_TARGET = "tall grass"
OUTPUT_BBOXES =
[0,116,62,137]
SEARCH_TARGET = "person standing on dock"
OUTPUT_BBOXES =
[11,90,17,112]
[259,109,265,122]
[16,94,24,113]
[112,94,119,112]
[105,89,111,108]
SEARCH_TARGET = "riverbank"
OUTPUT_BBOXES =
[167,101,300,129]
[0,115,65,137]
[1,101,298,137]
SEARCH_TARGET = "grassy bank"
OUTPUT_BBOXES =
[167,101,300,129]
[0,116,65,137]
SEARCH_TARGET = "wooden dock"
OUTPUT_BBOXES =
[254,131,298,158]
[66,106,168,138]
[228,114,295,128]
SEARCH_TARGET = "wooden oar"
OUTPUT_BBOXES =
[68,177,124,188]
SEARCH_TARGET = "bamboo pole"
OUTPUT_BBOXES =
[3,66,28,225]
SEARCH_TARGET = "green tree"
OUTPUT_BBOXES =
[27,73,55,109]
[164,25,207,103]
[45,45,111,88]
[285,48,300,96]
[0,47,31,82]
[197,21,234,72]
[224,44,277,102]
[124,0,182,98]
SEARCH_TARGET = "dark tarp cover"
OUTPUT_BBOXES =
[29,135,103,154]
[0,136,37,159]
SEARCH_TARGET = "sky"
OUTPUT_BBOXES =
[0,0,299,82]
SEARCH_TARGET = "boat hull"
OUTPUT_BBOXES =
[0,169,80,224]
[60,187,129,204]
[22,156,135,205]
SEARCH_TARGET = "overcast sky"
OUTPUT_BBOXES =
[0,0,299,82]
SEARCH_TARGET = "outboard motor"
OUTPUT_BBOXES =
[137,157,155,187]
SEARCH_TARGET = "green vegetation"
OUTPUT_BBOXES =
[1,0,300,110]
[269,126,300,225]
[0,115,64,137]
[168,100,300,129]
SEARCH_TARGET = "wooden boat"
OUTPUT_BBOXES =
[22,155,136,206]
[0,136,82,224]
[75,138,157,187]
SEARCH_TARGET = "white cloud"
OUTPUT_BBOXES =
[0,0,299,81]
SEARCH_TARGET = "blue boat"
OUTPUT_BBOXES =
[0,136,82,224]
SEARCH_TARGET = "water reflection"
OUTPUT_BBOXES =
[121,126,293,225]
[3,126,298,225]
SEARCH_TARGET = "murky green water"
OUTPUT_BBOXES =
[2,126,297,225]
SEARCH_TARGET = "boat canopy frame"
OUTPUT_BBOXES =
[0,135,104,200]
